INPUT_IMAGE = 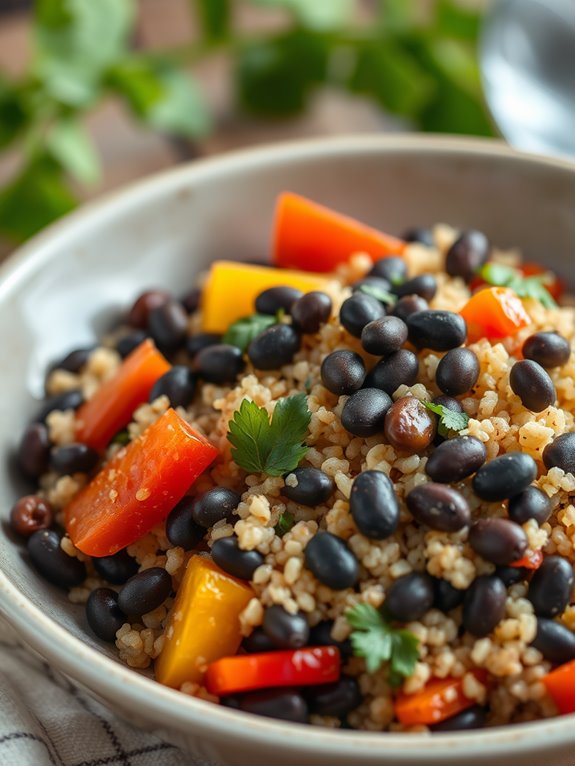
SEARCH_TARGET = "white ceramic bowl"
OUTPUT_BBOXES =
[2,135,575,766]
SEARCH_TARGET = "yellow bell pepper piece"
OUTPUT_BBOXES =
[155,555,253,688]
[201,260,330,333]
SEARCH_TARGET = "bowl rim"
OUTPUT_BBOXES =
[3,133,575,761]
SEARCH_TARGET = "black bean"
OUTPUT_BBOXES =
[385,572,435,622]
[18,422,50,478]
[304,532,359,590]
[166,497,206,550]
[321,350,365,396]
[262,605,310,649]
[211,537,264,580]
[510,360,556,412]
[193,344,245,383]
[308,620,353,657]
[291,291,332,333]
[407,311,467,351]
[242,628,278,654]
[523,331,571,369]
[462,575,507,637]
[50,346,94,374]
[27,529,86,589]
[86,588,127,642]
[352,276,392,297]
[191,487,241,528]
[436,348,480,397]
[402,227,434,247]
[532,618,575,664]
[393,274,437,302]
[433,395,463,412]
[363,349,419,395]
[116,330,148,359]
[468,518,528,565]
[147,300,188,351]
[543,433,575,474]
[495,565,529,586]
[149,366,196,408]
[49,443,99,475]
[282,467,334,507]
[181,287,201,314]
[248,324,301,370]
[93,549,139,585]
[406,484,471,532]
[339,293,385,338]
[528,556,574,618]
[341,388,392,437]
[369,256,408,284]
[350,470,399,540]
[117,567,172,617]
[34,390,83,423]
[472,453,537,502]
[185,332,222,360]
[431,706,487,732]
[232,689,308,723]
[425,436,487,484]
[445,230,490,282]
[391,295,428,322]
[306,676,362,717]
[255,286,303,315]
[360,316,408,357]
[433,578,466,613]
[384,396,436,452]
[10,495,53,538]
[508,486,551,525]
[127,289,171,328]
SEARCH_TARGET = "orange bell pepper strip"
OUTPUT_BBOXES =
[273,192,406,273]
[459,287,531,343]
[395,670,488,726]
[76,339,171,451]
[65,408,218,556]
[510,549,544,570]
[204,646,341,697]
[542,659,575,714]
[155,556,253,688]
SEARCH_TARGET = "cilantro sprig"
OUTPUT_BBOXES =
[479,262,557,309]
[275,510,296,537]
[424,401,469,438]
[223,313,278,352]
[346,603,419,685]
[357,283,397,306]
[227,393,311,476]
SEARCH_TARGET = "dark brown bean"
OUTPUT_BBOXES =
[339,293,386,338]
[193,344,245,383]
[49,346,94,375]
[472,452,537,502]
[528,555,574,618]
[27,529,86,588]
[433,578,466,613]
[248,325,301,369]
[255,286,303,315]
[127,289,171,328]
[406,483,471,532]
[496,565,529,586]
[306,676,362,717]
[360,316,408,356]
[117,567,172,617]
[165,496,206,550]
[402,227,434,247]
[393,274,437,302]
[509,360,556,412]
[352,276,392,299]
[181,287,201,314]
[116,330,148,359]
[304,532,359,590]
[147,300,188,351]
[291,291,332,333]
[350,470,399,540]
[242,628,277,654]
[18,422,50,478]
[369,256,408,284]
[34,390,83,423]
[543,432,575,474]
[308,620,353,657]
[321,350,365,396]
[523,331,571,369]
[391,295,428,322]
[508,486,551,525]
[445,230,490,282]
[49,443,100,475]
[385,572,435,622]
[262,605,309,649]
[425,436,487,483]
[462,575,506,637]
[436,348,480,396]
[282,467,334,507]
[341,388,392,437]
[10,495,54,538]
[468,518,528,565]
[185,333,222,360]
[92,549,139,584]
[407,311,467,351]
[191,487,241,528]
[383,396,436,452]
[211,537,264,580]
[532,618,575,664]
[229,689,308,723]
[363,349,419,395]
[431,706,487,732]
[86,588,126,642]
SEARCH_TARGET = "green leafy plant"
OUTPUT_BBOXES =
[0,0,494,243]
[424,400,470,437]
[223,312,281,352]
[478,262,557,309]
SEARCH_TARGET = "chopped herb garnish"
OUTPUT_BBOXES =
[479,262,557,309]
[346,603,419,682]
[424,401,469,438]
[227,393,311,476]
[275,510,296,537]
[223,313,278,352]
[357,283,397,306]
[112,429,130,445]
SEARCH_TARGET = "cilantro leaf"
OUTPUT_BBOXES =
[275,510,295,537]
[227,393,311,476]
[479,262,557,309]
[357,283,397,306]
[346,603,419,681]
[223,313,277,352]
[112,429,130,446]
[424,401,469,438]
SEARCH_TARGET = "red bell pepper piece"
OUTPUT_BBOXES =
[273,192,406,273]
[204,646,341,696]
[543,659,575,714]
[459,287,531,343]
[65,407,218,556]
[395,670,488,726]
[510,549,544,570]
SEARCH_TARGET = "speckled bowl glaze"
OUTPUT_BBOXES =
[2,136,575,766]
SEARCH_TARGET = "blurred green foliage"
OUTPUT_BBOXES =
[0,0,494,243]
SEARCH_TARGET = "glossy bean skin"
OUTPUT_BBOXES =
[532,618,575,664]
[406,483,471,532]
[509,360,556,412]
[445,230,490,282]
[185,332,222,360]
[194,344,245,383]
[49,346,93,375]
[308,620,353,658]
[383,396,436,452]
[291,291,332,333]
[543,433,575,474]
[181,286,201,314]
[528,556,574,618]
[425,436,486,483]
[92,549,139,585]
[49,443,100,475]
[18,422,50,478]
[508,486,551,525]
[262,604,310,649]
[402,228,434,247]
[350,470,399,540]
[117,567,172,617]
[431,706,487,732]
[306,676,362,717]
[468,518,528,566]
[462,575,507,637]
[211,537,264,580]
[147,299,188,351]
[86,588,127,642]
[391,295,428,323]
[360,316,408,356]
[436,348,480,396]
[282,467,334,507]
[393,274,437,302]
[224,689,308,723]
[321,350,365,396]
[127,289,171,328]
[523,331,571,369]
[165,497,206,550]
[363,349,419,395]
[433,578,466,613]
[116,330,148,359]
[472,452,537,502]
[10,496,53,538]
[247,325,301,370]
[496,565,529,587]
[341,388,392,437]
[149,366,196,408]
[304,532,359,590]
[339,293,386,338]
[369,256,408,284]
[27,529,86,589]
[352,276,392,299]
[407,311,467,351]
[191,487,241,528]
[34,389,83,423]
[255,286,303,315]
[385,572,435,622]
[242,628,277,654]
